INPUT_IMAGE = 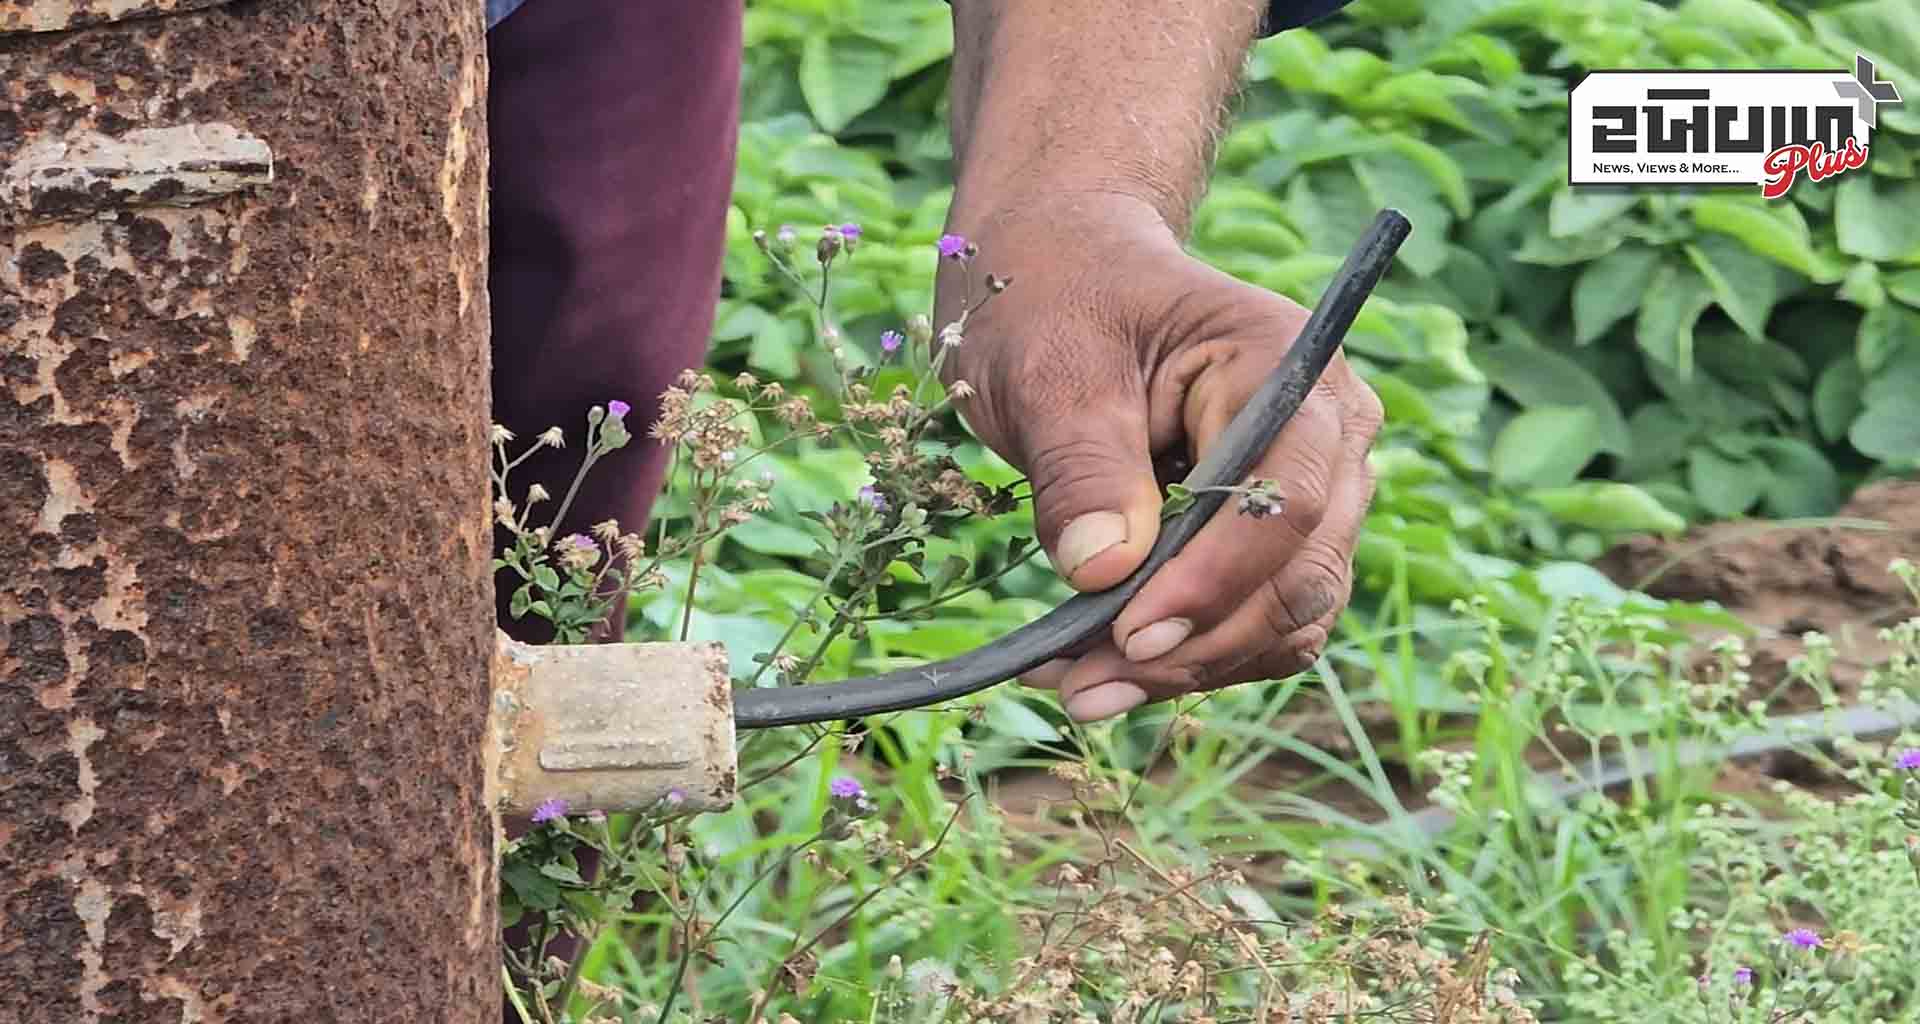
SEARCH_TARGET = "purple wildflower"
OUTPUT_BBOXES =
[1784,928,1821,950]
[880,330,904,354]
[561,533,596,550]
[607,399,631,420]
[665,786,687,806]
[776,224,796,245]
[839,222,862,241]
[1733,966,1753,985]
[530,797,569,824]
[1896,749,1920,771]
[858,485,887,512]
[936,233,968,258]
[828,776,865,800]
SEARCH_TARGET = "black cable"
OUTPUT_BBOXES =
[733,209,1413,730]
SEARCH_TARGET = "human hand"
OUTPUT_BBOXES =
[936,193,1384,723]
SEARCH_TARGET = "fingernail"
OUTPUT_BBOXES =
[1124,618,1192,663]
[1019,658,1075,690]
[1055,512,1128,578]
[1065,681,1148,722]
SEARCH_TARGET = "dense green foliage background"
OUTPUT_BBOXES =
[651,0,1919,695]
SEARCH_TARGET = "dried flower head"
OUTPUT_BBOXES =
[490,424,515,444]
[1237,478,1284,520]
[538,426,566,449]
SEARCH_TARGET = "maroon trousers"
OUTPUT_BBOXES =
[487,2,743,1013]
[488,0,743,645]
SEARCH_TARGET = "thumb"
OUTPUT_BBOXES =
[1020,402,1164,592]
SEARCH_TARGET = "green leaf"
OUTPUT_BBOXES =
[1840,262,1887,310]
[1528,482,1688,534]
[1857,303,1920,374]
[1812,357,1867,444]
[1754,439,1841,517]
[983,697,1062,744]
[1886,269,1920,309]
[1835,175,1920,264]
[509,583,533,620]
[1548,188,1639,238]
[725,516,822,558]
[1621,401,1699,479]
[537,861,585,885]
[1491,405,1601,489]
[1636,263,1715,378]
[1864,349,1920,411]
[798,33,893,133]
[502,862,561,911]
[1849,402,1920,463]
[1683,234,1790,341]
[886,9,953,77]
[1686,447,1768,518]
[1810,1,1920,135]
[533,566,560,592]
[1573,244,1662,345]
[1385,134,1474,219]
[1474,343,1631,454]
[927,554,970,596]
[1690,196,1844,283]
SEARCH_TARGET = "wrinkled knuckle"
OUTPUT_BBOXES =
[1027,437,1128,506]
[1264,568,1343,640]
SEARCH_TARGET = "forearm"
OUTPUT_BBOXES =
[945,0,1264,239]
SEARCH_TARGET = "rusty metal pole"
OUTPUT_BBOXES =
[0,2,496,1020]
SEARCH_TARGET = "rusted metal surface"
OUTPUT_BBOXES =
[491,632,737,816]
[0,1,496,1020]
[0,0,236,35]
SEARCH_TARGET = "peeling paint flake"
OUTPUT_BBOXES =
[62,718,106,832]
[0,0,240,36]
[35,457,90,536]
[2,123,271,227]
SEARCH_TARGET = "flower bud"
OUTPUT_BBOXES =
[906,313,933,347]
[816,226,843,265]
